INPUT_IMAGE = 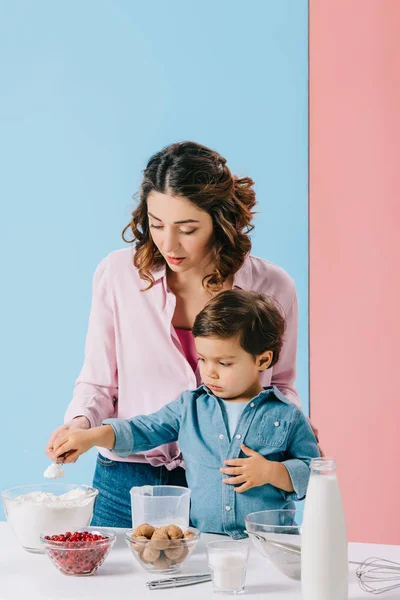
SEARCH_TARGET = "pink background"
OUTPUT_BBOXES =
[309,0,400,543]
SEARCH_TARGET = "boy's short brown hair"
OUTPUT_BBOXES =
[192,290,286,367]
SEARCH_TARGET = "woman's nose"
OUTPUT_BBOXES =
[163,229,180,253]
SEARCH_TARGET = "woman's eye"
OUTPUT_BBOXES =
[149,225,196,235]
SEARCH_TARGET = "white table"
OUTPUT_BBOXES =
[0,522,399,599]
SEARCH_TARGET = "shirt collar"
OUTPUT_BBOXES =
[150,263,167,282]
[199,384,283,404]
[232,255,253,290]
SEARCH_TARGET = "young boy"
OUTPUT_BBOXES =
[54,290,319,539]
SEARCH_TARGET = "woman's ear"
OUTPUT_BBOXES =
[256,350,273,371]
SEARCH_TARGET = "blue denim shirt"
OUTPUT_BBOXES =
[103,385,319,539]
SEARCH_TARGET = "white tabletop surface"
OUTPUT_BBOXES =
[0,522,399,599]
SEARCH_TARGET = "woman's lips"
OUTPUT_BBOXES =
[166,256,185,265]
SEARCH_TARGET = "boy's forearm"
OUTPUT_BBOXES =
[266,461,294,493]
[87,425,116,450]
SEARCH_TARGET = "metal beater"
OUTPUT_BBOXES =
[356,557,400,595]
[245,530,400,595]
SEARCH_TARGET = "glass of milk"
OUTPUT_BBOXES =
[207,540,249,594]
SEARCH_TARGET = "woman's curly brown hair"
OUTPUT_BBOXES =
[122,141,257,291]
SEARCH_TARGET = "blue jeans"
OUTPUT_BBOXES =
[90,453,188,528]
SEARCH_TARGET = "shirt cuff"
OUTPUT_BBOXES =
[102,418,134,458]
[64,410,97,429]
[281,458,310,501]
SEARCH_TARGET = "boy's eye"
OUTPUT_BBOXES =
[198,357,205,362]
[219,362,232,367]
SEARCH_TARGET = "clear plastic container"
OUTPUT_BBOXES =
[130,485,190,529]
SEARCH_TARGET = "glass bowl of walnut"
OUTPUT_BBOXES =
[125,523,200,573]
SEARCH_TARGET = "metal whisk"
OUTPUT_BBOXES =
[356,557,400,595]
[246,530,400,595]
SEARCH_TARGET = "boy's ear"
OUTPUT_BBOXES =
[256,350,273,371]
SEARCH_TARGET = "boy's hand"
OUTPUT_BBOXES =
[53,430,96,464]
[53,425,116,464]
[45,416,90,461]
[220,444,274,493]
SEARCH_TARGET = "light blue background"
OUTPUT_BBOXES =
[0,1,308,520]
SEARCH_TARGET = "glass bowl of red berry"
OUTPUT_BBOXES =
[40,527,116,576]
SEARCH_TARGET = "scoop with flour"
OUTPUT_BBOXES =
[43,462,64,479]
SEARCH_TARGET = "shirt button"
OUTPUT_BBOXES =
[219,434,224,439]
[225,505,231,511]
[250,403,255,408]
[236,434,242,439]
[274,421,280,427]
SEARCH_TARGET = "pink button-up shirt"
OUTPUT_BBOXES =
[65,248,300,467]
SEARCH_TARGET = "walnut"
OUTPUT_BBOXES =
[151,526,170,550]
[130,535,148,555]
[153,554,172,570]
[164,545,184,560]
[142,544,160,563]
[167,525,183,540]
[183,529,196,539]
[132,523,155,539]
[173,545,189,564]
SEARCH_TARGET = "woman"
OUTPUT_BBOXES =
[46,141,312,527]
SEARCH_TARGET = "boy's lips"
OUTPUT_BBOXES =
[207,384,222,391]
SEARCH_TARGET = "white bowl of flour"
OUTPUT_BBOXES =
[1,483,99,553]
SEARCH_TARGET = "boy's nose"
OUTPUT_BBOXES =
[207,369,219,380]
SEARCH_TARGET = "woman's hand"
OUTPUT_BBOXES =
[307,417,325,456]
[45,416,90,461]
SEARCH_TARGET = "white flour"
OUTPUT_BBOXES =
[43,462,64,479]
[5,488,96,551]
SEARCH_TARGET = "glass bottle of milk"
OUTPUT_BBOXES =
[301,458,348,600]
